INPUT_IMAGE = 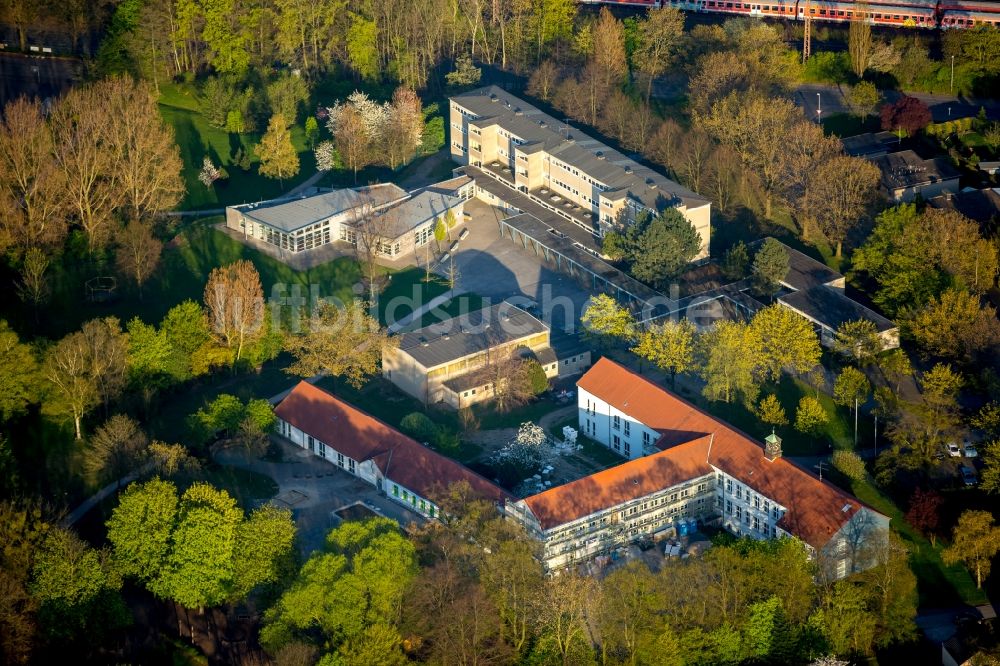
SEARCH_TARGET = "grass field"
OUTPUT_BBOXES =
[158,83,318,210]
[850,476,988,607]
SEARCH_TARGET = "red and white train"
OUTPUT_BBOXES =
[580,0,1000,29]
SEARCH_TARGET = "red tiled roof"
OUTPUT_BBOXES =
[275,381,510,504]
[522,436,715,531]
[561,358,882,549]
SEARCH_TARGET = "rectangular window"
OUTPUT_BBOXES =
[613,415,620,431]
[624,441,631,457]
[772,507,779,520]
[624,421,630,437]
[736,506,742,520]
[727,500,733,514]
[348,459,356,474]
[726,479,733,493]
[392,484,399,497]
[736,486,742,500]
[643,432,651,446]
[754,496,760,509]
[337,452,345,468]
[613,435,621,451]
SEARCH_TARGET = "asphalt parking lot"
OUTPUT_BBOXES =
[439,199,594,333]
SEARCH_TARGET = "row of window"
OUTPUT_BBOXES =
[723,476,780,521]
[390,483,437,517]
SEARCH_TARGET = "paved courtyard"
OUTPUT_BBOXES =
[215,439,423,555]
[437,198,594,333]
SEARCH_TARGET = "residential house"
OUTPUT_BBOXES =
[872,150,961,202]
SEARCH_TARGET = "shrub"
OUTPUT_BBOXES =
[400,412,437,443]
[832,450,866,481]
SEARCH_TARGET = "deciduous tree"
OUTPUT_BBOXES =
[203,260,266,363]
[85,414,149,488]
[697,320,762,406]
[581,294,637,350]
[806,155,881,258]
[846,81,881,118]
[795,396,829,435]
[834,366,870,442]
[116,219,163,300]
[905,487,942,545]
[285,300,396,389]
[880,96,931,136]
[905,289,1000,362]
[757,394,788,427]
[750,304,822,381]
[632,319,697,387]
[635,7,684,103]
[943,510,1000,589]
[257,114,301,182]
[0,320,37,422]
[833,320,883,367]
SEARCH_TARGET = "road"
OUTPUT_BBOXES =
[794,82,1000,124]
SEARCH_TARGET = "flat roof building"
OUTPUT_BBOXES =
[382,302,590,408]
[225,177,473,258]
[449,86,711,261]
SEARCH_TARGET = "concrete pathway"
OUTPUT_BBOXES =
[63,463,153,526]
[387,288,467,333]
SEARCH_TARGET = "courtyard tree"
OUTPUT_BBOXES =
[794,396,829,436]
[697,320,762,406]
[0,321,38,422]
[257,114,300,182]
[472,349,543,414]
[943,510,1000,589]
[581,294,637,350]
[806,155,881,258]
[628,209,702,288]
[834,366,871,444]
[750,304,822,381]
[757,394,788,428]
[833,320,883,367]
[203,260,266,364]
[116,218,163,300]
[285,300,396,389]
[722,241,750,281]
[751,238,789,298]
[632,319,697,387]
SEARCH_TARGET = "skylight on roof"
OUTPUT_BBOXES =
[842,504,852,512]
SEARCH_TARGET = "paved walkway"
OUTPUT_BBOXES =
[63,463,153,526]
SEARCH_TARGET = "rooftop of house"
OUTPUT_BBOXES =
[233,183,408,232]
[452,85,709,212]
[747,238,896,334]
[274,381,509,503]
[928,187,1000,225]
[840,131,899,157]
[394,302,548,369]
[530,358,884,549]
[378,188,465,238]
[871,150,961,190]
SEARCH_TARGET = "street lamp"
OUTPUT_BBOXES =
[950,55,955,93]
[816,92,822,125]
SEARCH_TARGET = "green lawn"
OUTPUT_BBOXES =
[821,112,881,138]
[158,83,318,210]
[850,476,988,607]
[378,269,451,327]
[38,222,364,338]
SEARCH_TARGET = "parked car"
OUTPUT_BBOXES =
[964,443,978,458]
[946,442,962,457]
[459,227,470,240]
[960,465,978,487]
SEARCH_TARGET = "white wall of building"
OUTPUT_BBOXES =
[577,386,662,460]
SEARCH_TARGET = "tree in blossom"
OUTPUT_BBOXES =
[314,141,339,171]
[198,157,223,188]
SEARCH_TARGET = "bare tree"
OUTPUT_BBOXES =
[16,247,50,319]
[848,3,873,78]
[81,317,128,410]
[527,59,561,101]
[203,260,266,363]
[116,218,163,300]
[103,77,185,218]
[635,6,685,103]
[50,84,123,251]
[347,194,397,305]
[332,104,373,182]
[85,414,149,489]
[0,97,67,251]
[472,341,538,413]
[384,87,424,169]
[806,155,881,257]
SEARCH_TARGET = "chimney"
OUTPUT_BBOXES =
[764,430,782,461]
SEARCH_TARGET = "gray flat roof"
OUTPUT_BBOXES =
[397,303,548,369]
[234,183,407,232]
[381,188,464,237]
[872,150,961,190]
[928,188,1000,225]
[452,86,709,212]
[780,287,896,333]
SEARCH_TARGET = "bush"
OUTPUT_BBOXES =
[832,450,866,481]
[526,360,549,396]
[400,412,437,443]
